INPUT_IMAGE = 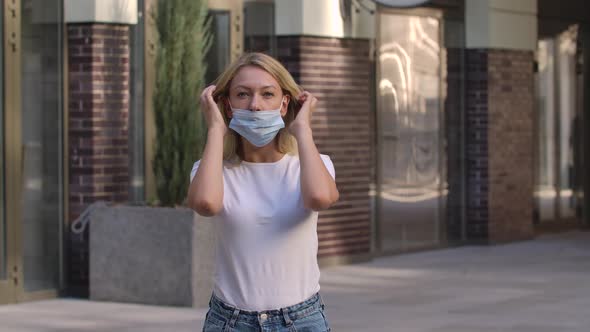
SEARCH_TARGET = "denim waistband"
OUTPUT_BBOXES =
[208,292,325,325]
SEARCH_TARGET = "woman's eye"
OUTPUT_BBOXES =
[263,92,275,97]
[237,92,248,98]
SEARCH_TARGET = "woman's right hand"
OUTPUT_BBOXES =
[200,85,228,136]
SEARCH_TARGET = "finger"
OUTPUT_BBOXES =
[205,86,217,105]
[297,90,309,99]
[298,91,310,104]
[310,96,318,109]
[200,86,208,101]
[201,86,213,103]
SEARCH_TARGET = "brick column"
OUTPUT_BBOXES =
[465,49,535,243]
[276,36,373,261]
[445,47,467,243]
[465,50,490,241]
[67,24,130,295]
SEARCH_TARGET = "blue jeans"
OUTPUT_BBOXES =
[202,292,331,332]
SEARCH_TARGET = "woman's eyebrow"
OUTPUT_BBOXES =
[232,85,252,91]
[233,85,277,90]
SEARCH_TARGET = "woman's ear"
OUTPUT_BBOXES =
[281,95,291,117]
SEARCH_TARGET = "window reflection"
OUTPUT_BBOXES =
[377,13,443,252]
[535,25,582,223]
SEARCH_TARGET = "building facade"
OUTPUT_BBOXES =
[1,0,588,304]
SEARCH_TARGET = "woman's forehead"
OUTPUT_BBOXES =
[231,66,280,90]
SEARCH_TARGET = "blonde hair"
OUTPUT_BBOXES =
[211,52,302,162]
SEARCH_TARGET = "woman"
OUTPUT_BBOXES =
[188,52,339,332]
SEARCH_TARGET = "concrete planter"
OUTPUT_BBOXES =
[89,204,215,307]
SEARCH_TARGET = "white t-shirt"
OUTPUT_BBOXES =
[190,153,335,311]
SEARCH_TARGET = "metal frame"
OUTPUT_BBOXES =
[0,0,5,289]
[1,0,20,305]
[374,4,447,256]
[532,43,540,225]
[583,23,590,227]
[1,0,64,304]
[369,38,378,255]
[60,0,68,294]
[144,0,157,203]
[129,0,146,204]
[553,37,562,221]
[207,0,243,61]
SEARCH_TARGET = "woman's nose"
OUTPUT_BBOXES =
[248,95,261,111]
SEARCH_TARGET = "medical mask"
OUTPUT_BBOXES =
[228,99,285,147]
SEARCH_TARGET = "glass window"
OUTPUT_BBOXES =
[205,10,231,85]
[21,0,63,292]
[244,1,276,56]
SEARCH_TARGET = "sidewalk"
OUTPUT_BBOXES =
[1,231,589,332]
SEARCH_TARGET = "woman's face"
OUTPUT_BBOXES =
[226,65,290,116]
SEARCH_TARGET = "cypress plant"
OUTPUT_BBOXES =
[152,0,211,206]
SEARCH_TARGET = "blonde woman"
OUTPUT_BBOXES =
[188,52,338,332]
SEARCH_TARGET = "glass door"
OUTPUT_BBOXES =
[376,10,446,252]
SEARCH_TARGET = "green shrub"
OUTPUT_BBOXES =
[152,0,211,206]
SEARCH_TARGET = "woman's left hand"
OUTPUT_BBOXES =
[288,91,317,138]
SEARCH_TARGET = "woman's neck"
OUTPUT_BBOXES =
[240,138,284,163]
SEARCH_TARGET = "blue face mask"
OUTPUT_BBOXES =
[228,98,286,147]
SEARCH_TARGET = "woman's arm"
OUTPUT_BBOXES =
[187,85,226,216]
[290,92,339,211]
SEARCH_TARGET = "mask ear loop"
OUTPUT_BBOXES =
[222,96,233,119]
[227,98,235,111]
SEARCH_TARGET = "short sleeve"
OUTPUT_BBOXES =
[320,154,335,180]
[189,160,201,183]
